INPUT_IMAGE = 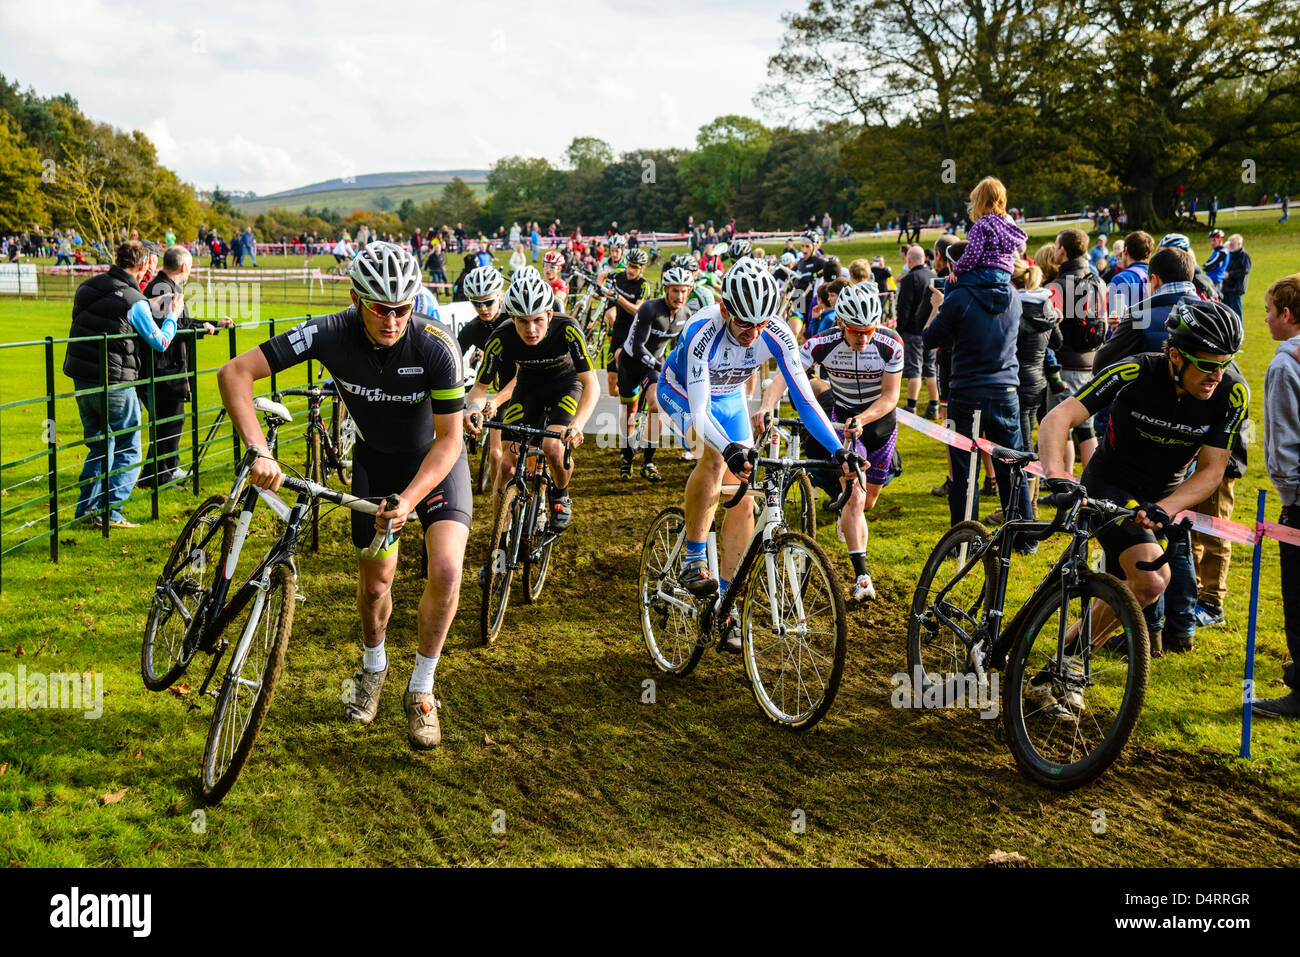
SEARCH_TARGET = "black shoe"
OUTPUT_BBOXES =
[720,616,742,653]
[619,460,632,481]
[931,478,951,498]
[159,468,190,486]
[1252,691,1300,718]
[1165,631,1195,653]
[925,401,941,421]
[641,463,662,483]
[549,495,572,532]
[679,558,718,597]
[981,478,996,497]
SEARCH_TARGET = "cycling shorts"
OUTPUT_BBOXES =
[801,394,898,494]
[657,372,751,451]
[350,441,472,557]
[616,354,655,403]
[498,375,583,432]
[1080,469,1159,576]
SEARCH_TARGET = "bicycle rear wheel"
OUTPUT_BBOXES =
[307,429,323,552]
[329,399,354,485]
[200,562,295,803]
[638,507,705,676]
[143,493,232,691]
[906,521,994,701]
[1002,571,1148,789]
[523,481,554,603]
[781,469,817,537]
[480,486,520,645]
[741,531,846,729]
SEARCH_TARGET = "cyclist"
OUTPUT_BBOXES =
[757,283,902,600]
[726,237,753,265]
[463,272,598,533]
[217,241,468,751]
[604,247,650,401]
[617,265,694,481]
[1038,300,1249,668]
[658,257,859,647]
[542,249,569,306]
[597,234,627,282]
[456,265,513,488]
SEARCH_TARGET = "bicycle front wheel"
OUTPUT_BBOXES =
[200,562,295,803]
[330,399,354,484]
[480,486,520,645]
[1002,570,1148,789]
[741,531,846,729]
[906,521,994,701]
[638,506,705,676]
[523,482,554,603]
[307,429,323,551]
[143,493,232,691]
[475,434,493,494]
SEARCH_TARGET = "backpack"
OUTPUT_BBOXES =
[1053,271,1108,353]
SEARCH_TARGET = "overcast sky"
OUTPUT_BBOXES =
[2,0,797,195]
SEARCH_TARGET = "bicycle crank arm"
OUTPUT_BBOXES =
[652,587,697,617]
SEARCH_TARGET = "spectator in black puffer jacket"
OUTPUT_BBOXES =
[1011,259,1062,459]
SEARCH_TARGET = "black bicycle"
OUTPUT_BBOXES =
[907,448,1189,788]
[275,380,355,551]
[474,418,573,645]
[639,444,862,729]
[142,396,393,802]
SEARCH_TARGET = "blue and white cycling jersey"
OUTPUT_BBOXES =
[662,305,841,456]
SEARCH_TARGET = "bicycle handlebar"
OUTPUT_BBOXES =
[476,418,574,470]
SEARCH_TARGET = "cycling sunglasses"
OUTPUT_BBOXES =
[731,317,771,332]
[470,297,498,310]
[362,299,414,319]
[1176,349,1234,374]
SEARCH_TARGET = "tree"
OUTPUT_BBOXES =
[486,156,563,226]
[397,198,417,223]
[563,136,613,171]
[0,114,45,230]
[678,116,772,221]
[438,177,482,229]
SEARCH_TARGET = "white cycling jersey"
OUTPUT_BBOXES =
[663,305,841,456]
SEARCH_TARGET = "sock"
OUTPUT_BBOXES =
[553,483,568,498]
[719,578,731,594]
[363,639,387,673]
[622,444,635,466]
[642,445,656,465]
[905,399,917,412]
[849,551,867,578]
[685,538,707,562]
[408,651,438,694]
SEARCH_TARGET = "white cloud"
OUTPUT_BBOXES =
[0,0,793,194]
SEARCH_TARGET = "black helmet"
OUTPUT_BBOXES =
[727,238,753,261]
[1165,299,1243,356]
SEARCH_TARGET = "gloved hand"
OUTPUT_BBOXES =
[722,441,753,478]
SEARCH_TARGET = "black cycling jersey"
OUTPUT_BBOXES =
[792,253,826,290]
[1076,352,1250,501]
[260,307,464,455]
[610,270,648,313]
[476,314,594,389]
[799,327,904,443]
[623,297,686,371]
[457,313,511,355]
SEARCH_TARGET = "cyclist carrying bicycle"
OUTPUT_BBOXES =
[658,257,860,647]
[463,272,599,533]
[616,265,694,481]
[1038,299,1249,660]
[217,241,470,750]
[756,282,903,601]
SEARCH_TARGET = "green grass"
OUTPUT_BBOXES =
[231,180,489,217]
[0,213,1298,866]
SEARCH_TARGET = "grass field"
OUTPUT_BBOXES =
[231,180,490,217]
[0,212,1298,866]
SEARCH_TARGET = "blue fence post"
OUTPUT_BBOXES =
[44,336,58,562]
[1240,488,1268,759]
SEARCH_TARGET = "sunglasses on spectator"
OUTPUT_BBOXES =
[362,299,414,319]
[1177,349,1233,374]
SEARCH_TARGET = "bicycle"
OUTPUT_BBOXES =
[142,396,397,802]
[275,380,355,552]
[763,415,820,538]
[907,449,1188,788]
[475,418,573,645]
[638,444,862,729]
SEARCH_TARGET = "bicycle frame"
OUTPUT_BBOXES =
[481,418,572,571]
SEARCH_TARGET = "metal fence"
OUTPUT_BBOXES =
[0,316,327,592]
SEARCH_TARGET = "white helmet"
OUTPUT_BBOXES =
[611,235,628,248]
[463,265,504,300]
[350,241,422,302]
[503,273,554,317]
[833,282,882,330]
[779,252,797,267]
[512,265,542,284]
[721,257,782,323]
[661,266,692,288]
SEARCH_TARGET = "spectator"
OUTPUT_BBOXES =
[63,241,182,528]
[1208,195,1219,229]
[138,246,233,487]
[1221,233,1252,319]
[55,233,73,267]
[949,177,1027,281]
[1281,194,1291,224]
[509,221,521,247]
[820,211,832,236]
[806,279,846,339]
[866,255,894,322]
[895,244,939,419]
[425,241,448,287]
[1088,235,1107,272]
[1107,231,1155,317]
[454,222,466,253]
[1093,247,1200,370]
[508,242,526,273]
[530,223,541,262]
[1254,274,1300,717]
[1033,243,1059,284]
[1002,257,1061,519]
[1045,227,1108,473]
[1203,229,1228,290]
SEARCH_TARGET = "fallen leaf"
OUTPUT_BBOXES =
[495,838,508,850]
[148,841,163,850]
[132,749,143,760]
[218,841,229,847]
[0,763,8,776]
[986,849,1030,868]
[169,683,192,696]
[483,733,497,746]
[14,646,24,657]
[100,788,127,805]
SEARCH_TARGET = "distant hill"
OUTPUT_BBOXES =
[232,169,489,216]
